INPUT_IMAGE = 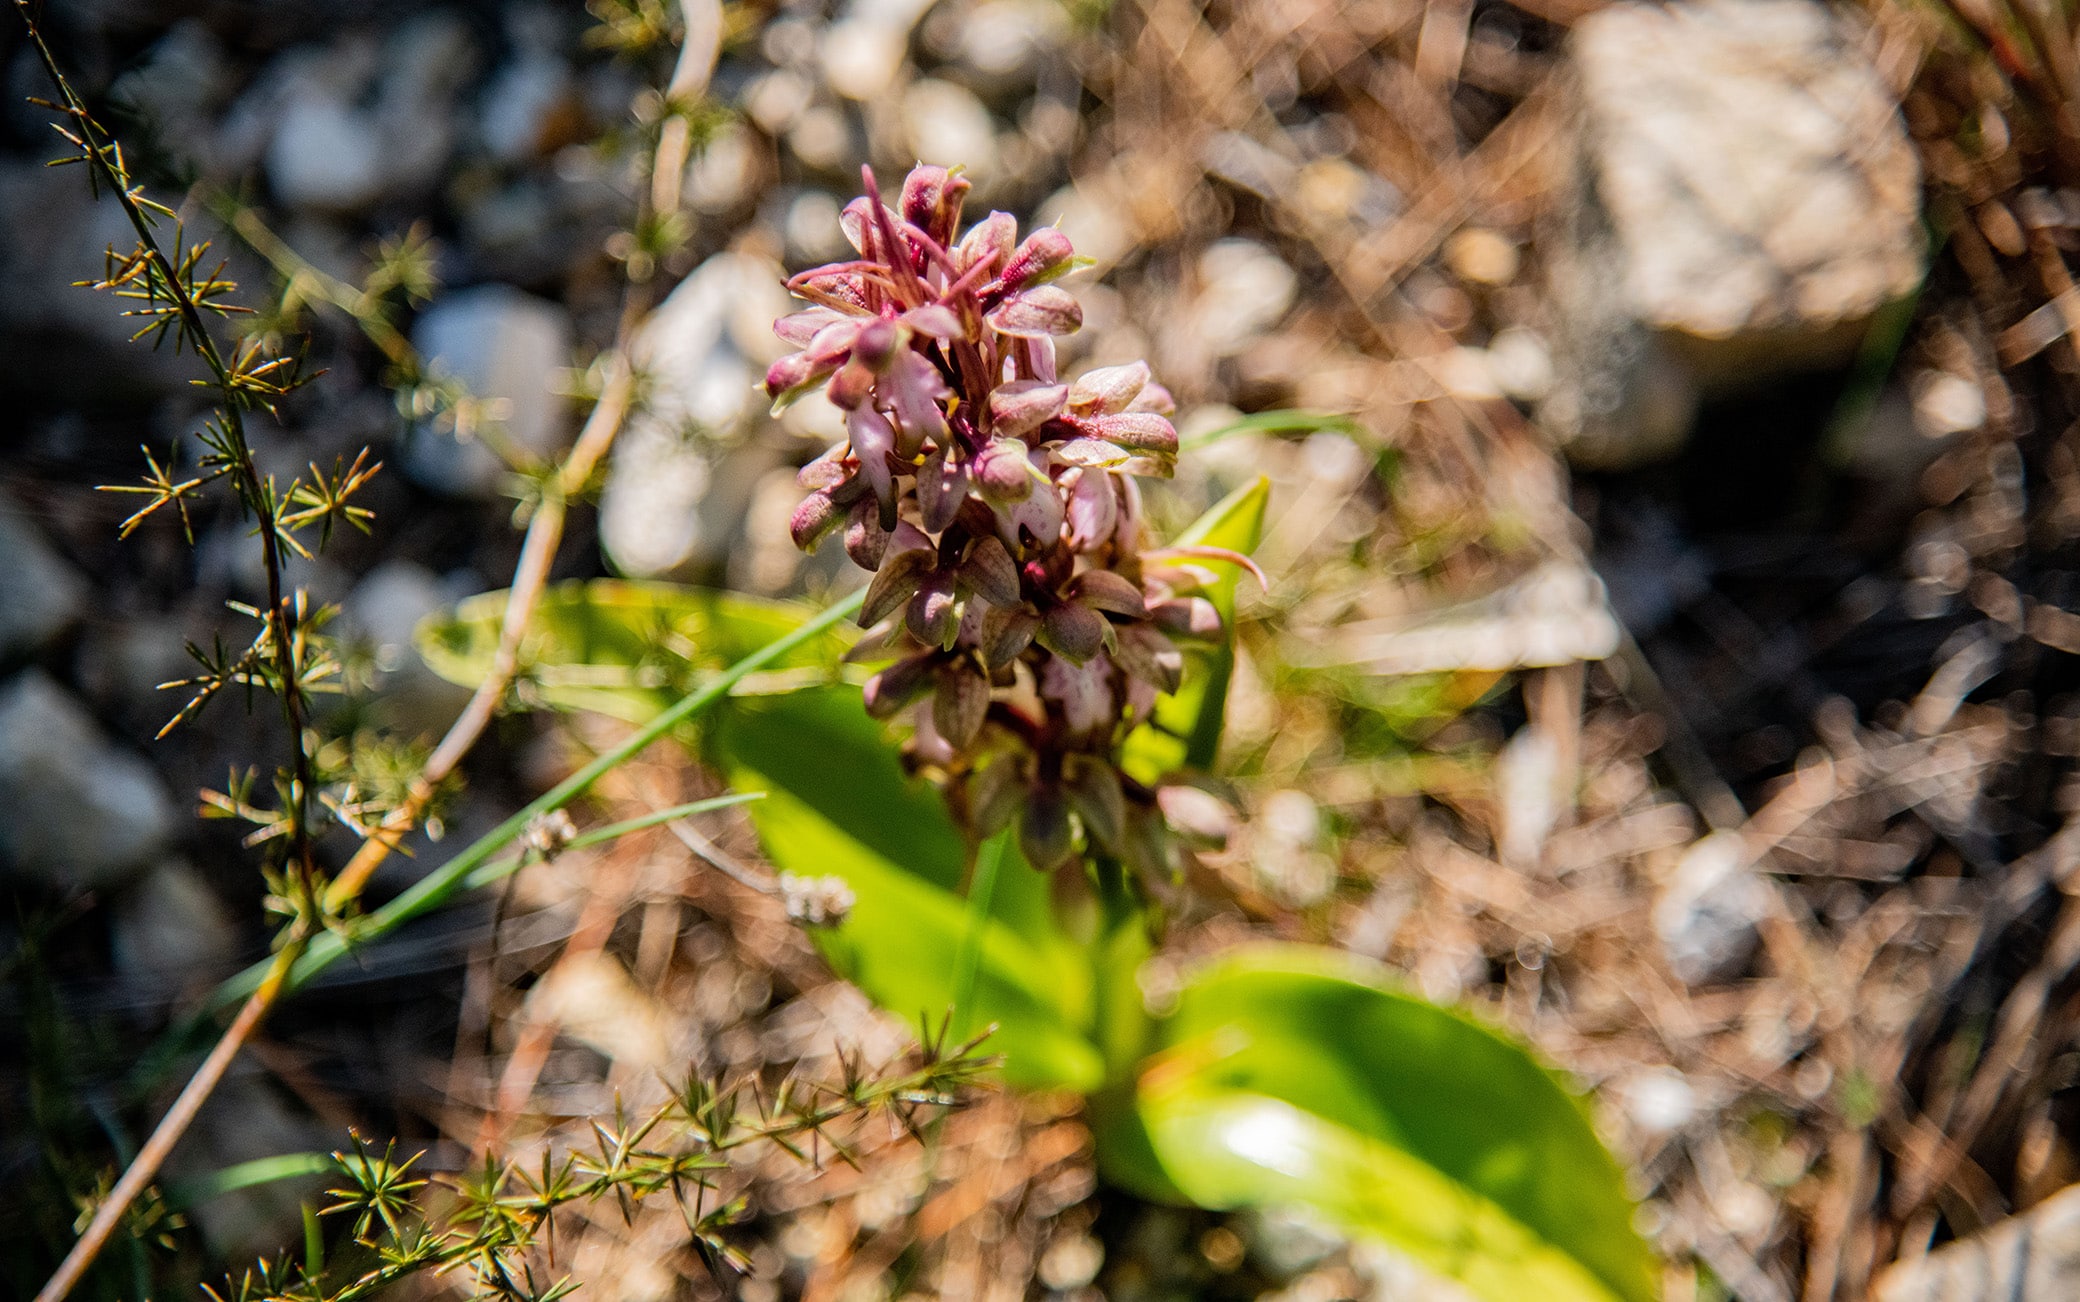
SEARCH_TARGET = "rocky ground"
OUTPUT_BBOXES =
[7,0,2080,1299]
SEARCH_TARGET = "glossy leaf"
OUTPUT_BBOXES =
[1122,475,1270,784]
[415,579,848,723]
[1103,945,1654,1302]
[712,687,1108,1091]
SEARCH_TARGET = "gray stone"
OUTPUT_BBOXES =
[0,501,86,662]
[253,18,474,213]
[1544,0,1923,467]
[338,559,473,738]
[111,859,236,989]
[599,252,790,577]
[0,671,175,891]
[404,285,575,499]
[1874,1182,2080,1301]
[1654,830,1768,986]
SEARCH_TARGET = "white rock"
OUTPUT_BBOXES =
[822,20,909,101]
[267,89,389,212]
[1486,326,1555,401]
[0,501,86,661]
[255,21,470,212]
[340,560,473,737]
[112,859,236,987]
[1654,829,1768,986]
[1545,0,1923,466]
[1875,1181,2080,1301]
[601,254,789,577]
[903,78,997,174]
[479,53,573,164]
[683,121,759,213]
[1496,726,1561,869]
[1619,1066,1698,1134]
[405,285,575,498]
[0,671,174,891]
[1195,239,1297,355]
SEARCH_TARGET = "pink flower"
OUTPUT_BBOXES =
[769,163,1221,878]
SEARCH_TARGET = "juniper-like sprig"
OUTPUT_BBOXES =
[203,1036,991,1302]
[772,163,1232,876]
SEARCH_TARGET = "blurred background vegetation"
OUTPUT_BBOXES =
[8,0,2080,1297]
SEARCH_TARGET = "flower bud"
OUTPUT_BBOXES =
[917,446,969,534]
[957,210,1018,275]
[989,380,1068,438]
[1065,469,1117,551]
[968,752,1025,836]
[864,652,936,718]
[974,438,1035,503]
[1151,597,1223,640]
[775,307,847,347]
[1111,623,1184,694]
[1000,227,1074,292]
[933,662,990,748]
[1063,756,1126,852]
[907,568,961,649]
[1069,360,1150,416]
[1039,600,1108,664]
[982,606,1039,668]
[1067,569,1147,618]
[959,535,1022,608]
[765,351,837,405]
[1079,411,1178,453]
[902,164,970,246]
[1042,653,1114,733]
[844,496,890,569]
[852,317,901,370]
[861,547,935,626]
[986,286,1082,338]
[790,489,842,551]
[1021,780,1074,872]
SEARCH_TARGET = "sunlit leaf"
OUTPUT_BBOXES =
[1122,475,1270,783]
[1101,944,1655,1302]
[713,687,1106,1091]
[414,579,847,722]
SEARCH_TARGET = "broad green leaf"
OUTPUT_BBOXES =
[712,687,1107,1092]
[415,579,847,723]
[1104,944,1654,1302]
[1122,475,1270,784]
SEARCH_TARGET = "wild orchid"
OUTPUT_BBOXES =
[770,163,1251,877]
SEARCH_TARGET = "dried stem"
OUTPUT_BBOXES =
[24,7,718,1297]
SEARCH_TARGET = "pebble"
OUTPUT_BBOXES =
[479,52,577,164]
[1619,1066,1699,1134]
[404,285,575,499]
[111,858,237,990]
[0,499,86,662]
[1495,726,1561,869]
[267,90,389,211]
[0,670,175,892]
[339,559,474,738]
[1545,0,1923,466]
[599,252,789,577]
[1874,1180,2080,1300]
[903,78,998,173]
[1195,239,1298,355]
[1654,829,1767,986]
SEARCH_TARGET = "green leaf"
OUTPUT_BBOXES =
[414,579,847,722]
[1122,475,1270,783]
[1103,944,1654,1302]
[712,687,1107,1092]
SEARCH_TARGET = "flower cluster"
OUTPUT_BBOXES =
[771,164,1229,875]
